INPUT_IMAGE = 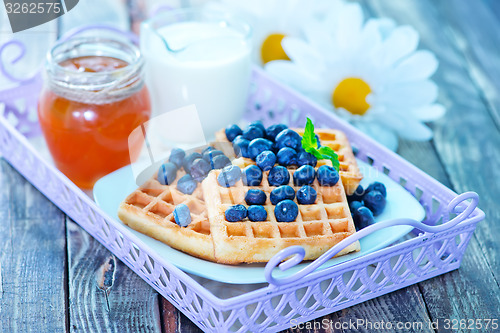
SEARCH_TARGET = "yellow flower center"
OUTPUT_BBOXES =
[332,78,372,116]
[261,33,290,64]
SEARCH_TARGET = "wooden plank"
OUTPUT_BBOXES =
[363,0,500,327]
[66,218,162,333]
[397,140,500,329]
[482,0,500,23]
[436,0,500,127]
[160,298,203,332]
[0,160,67,332]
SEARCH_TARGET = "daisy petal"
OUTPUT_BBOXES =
[265,60,323,91]
[303,22,335,56]
[281,37,323,72]
[372,18,396,40]
[397,120,433,141]
[354,121,399,151]
[411,104,446,121]
[379,80,438,107]
[358,19,384,54]
[380,112,433,141]
[378,25,419,68]
[391,50,438,82]
[336,3,364,50]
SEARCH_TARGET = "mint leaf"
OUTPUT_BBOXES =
[301,118,317,152]
[318,146,340,171]
[300,117,340,172]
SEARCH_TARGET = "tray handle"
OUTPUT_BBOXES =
[264,191,480,286]
[0,40,40,83]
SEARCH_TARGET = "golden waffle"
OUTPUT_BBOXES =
[202,168,360,264]
[118,170,215,261]
[214,128,363,195]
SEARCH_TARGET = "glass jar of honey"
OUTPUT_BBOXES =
[38,37,151,189]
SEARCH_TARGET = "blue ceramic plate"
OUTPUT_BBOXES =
[94,160,425,284]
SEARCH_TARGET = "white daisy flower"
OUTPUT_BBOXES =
[206,0,340,65]
[265,1,445,150]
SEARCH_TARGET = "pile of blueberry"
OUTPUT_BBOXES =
[347,182,387,230]
[221,121,341,223]
[225,121,319,168]
[157,146,232,227]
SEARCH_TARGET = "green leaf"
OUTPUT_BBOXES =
[301,118,317,152]
[318,146,340,171]
[300,117,340,172]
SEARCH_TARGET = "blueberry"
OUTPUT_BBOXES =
[296,185,317,204]
[271,141,280,153]
[274,200,299,222]
[347,185,366,202]
[268,166,290,186]
[349,200,364,212]
[277,147,298,166]
[317,165,339,186]
[189,158,211,181]
[169,148,185,168]
[270,185,295,205]
[203,149,224,163]
[212,155,231,169]
[225,204,247,222]
[293,165,316,186]
[183,152,202,172]
[248,138,273,160]
[265,124,288,141]
[366,182,387,198]
[256,150,276,171]
[249,120,266,132]
[202,146,215,154]
[275,129,302,150]
[297,151,317,167]
[242,165,263,186]
[363,190,386,216]
[353,206,374,230]
[173,204,191,227]
[217,165,242,187]
[315,134,321,148]
[232,136,251,158]
[248,205,268,221]
[157,162,178,185]
[203,149,225,168]
[176,174,197,194]
[242,125,264,141]
[225,124,243,142]
[245,189,267,205]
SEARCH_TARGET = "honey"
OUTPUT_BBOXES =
[39,39,151,188]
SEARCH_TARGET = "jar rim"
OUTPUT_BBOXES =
[47,36,142,77]
[45,36,144,104]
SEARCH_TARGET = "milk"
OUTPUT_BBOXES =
[141,19,252,141]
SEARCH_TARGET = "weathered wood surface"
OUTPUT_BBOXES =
[364,0,500,327]
[66,218,162,333]
[0,160,67,333]
[1,0,500,332]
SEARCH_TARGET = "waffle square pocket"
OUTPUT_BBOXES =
[202,168,360,264]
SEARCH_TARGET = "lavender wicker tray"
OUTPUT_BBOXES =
[0,40,485,332]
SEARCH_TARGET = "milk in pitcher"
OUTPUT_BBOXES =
[141,10,252,141]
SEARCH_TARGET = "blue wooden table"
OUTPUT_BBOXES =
[1,0,499,332]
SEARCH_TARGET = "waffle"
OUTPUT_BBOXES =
[202,168,360,264]
[118,170,215,261]
[214,128,363,195]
